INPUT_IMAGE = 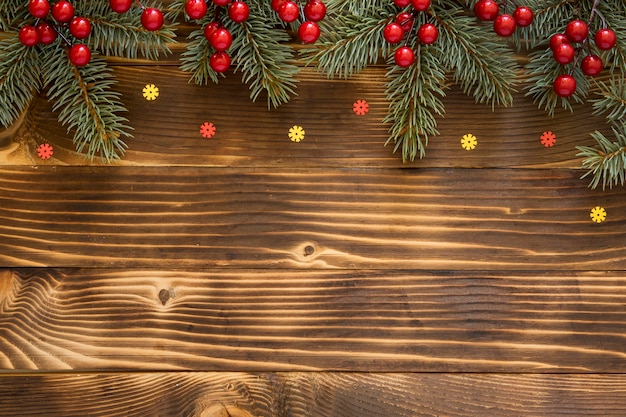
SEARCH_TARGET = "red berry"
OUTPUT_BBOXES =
[513,6,533,27]
[298,21,320,44]
[210,51,231,73]
[383,22,405,44]
[110,0,132,13]
[394,0,411,7]
[553,74,576,97]
[473,0,499,21]
[28,0,50,18]
[417,23,438,44]
[18,25,40,47]
[203,22,219,40]
[493,14,516,37]
[141,8,164,31]
[395,12,414,32]
[394,46,415,67]
[594,28,617,50]
[552,43,575,64]
[411,0,430,12]
[52,1,75,23]
[271,0,286,12]
[581,54,603,76]
[213,0,231,5]
[278,1,299,22]
[69,44,91,67]
[69,17,91,39]
[210,27,233,51]
[185,0,207,19]
[549,33,569,51]
[304,0,326,22]
[228,1,250,23]
[565,20,588,43]
[36,22,57,45]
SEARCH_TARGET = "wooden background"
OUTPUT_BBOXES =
[1,31,626,416]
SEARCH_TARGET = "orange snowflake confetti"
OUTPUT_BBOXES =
[37,143,53,160]
[540,131,556,147]
[142,83,159,100]
[353,99,369,116]
[461,133,477,150]
[200,122,216,138]
[289,125,305,142]
[590,206,607,223]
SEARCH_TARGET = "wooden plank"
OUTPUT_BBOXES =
[0,166,623,270]
[1,372,625,416]
[1,268,625,372]
[2,66,601,168]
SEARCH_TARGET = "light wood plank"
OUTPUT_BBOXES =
[1,372,625,416]
[1,268,625,371]
[0,166,623,270]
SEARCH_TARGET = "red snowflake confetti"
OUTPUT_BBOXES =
[37,143,54,160]
[200,122,216,138]
[540,131,556,147]
[353,99,369,116]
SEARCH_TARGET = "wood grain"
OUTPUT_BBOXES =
[1,268,625,372]
[0,166,624,270]
[2,66,603,168]
[1,372,625,416]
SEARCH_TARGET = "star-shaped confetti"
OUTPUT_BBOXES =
[37,143,54,160]
[461,133,477,151]
[200,122,216,138]
[353,99,369,116]
[289,125,305,142]
[590,206,607,223]
[540,131,556,147]
[143,84,159,101]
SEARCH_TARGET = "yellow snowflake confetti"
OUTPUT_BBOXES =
[590,206,607,223]
[143,84,159,100]
[288,125,305,142]
[461,133,477,150]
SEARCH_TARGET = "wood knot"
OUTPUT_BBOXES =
[304,245,315,256]
[158,288,171,305]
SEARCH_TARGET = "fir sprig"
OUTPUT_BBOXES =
[577,124,626,189]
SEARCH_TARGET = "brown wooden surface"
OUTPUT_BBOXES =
[1,59,625,415]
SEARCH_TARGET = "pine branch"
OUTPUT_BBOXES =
[591,77,626,125]
[577,124,626,189]
[0,35,42,127]
[0,0,27,31]
[41,44,132,162]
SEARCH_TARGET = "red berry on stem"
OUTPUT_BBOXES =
[393,0,411,7]
[185,0,208,19]
[69,17,91,39]
[395,12,413,32]
[36,22,57,44]
[513,6,533,27]
[493,14,516,37]
[278,1,299,23]
[298,21,320,44]
[203,21,219,40]
[581,54,603,76]
[210,51,231,73]
[19,25,40,47]
[271,0,286,12]
[411,0,430,12]
[69,44,91,67]
[141,8,164,31]
[473,0,499,21]
[110,0,133,13]
[552,43,575,64]
[394,46,415,67]
[383,22,405,44]
[213,0,230,5]
[210,27,233,51]
[549,33,569,51]
[304,0,326,22]
[594,28,617,50]
[28,0,50,18]
[52,0,75,23]
[553,74,576,97]
[228,1,250,23]
[565,20,588,43]
[417,23,438,44]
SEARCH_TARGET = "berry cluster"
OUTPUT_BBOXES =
[272,0,327,44]
[550,20,617,97]
[18,0,165,67]
[384,0,438,68]
[473,0,533,37]
[184,0,252,73]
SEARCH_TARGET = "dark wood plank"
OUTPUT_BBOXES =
[1,372,625,416]
[2,66,602,168]
[0,166,624,270]
[1,268,625,372]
